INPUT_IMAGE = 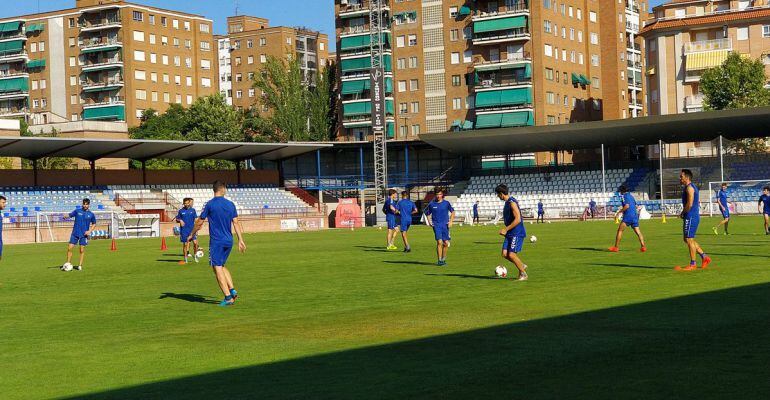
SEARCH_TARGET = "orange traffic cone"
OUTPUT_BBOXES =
[160,236,168,251]
[110,238,117,251]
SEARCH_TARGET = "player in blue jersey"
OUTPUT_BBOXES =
[609,186,646,252]
[536,200,545,223]
[384,189,399,250]
[712,183,731,235]
[395,191,417,253]
[176,198,200,264]
[424,187,455,266]
[759,186,770,235]
[188,181,246,307]
[472,201,480,225]
[64,198,97,271]
[589,199,597,219]
[675,169,711,271]
[495,184,529,281]
[0,195,6,261]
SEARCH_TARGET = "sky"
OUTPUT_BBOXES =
[2,0,336,47]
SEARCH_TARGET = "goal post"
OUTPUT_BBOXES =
[707,180,770,217]
[34,212,161,243]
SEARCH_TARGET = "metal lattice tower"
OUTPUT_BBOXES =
[370,0,387,220]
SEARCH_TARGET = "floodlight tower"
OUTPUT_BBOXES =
[369,0,388,225]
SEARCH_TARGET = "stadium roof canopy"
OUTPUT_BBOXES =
[0,136,331,162]
[420,107,770,155]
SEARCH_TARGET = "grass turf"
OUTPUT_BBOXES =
[1,216,769,399]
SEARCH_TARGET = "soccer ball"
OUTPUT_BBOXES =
[530,235,538,243]
[195,250,205,259]
[61,262,73,272]
[494,265,508,278]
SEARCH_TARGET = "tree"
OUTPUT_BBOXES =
[700,53,770,154]
[253,56,309,141]
[308,65,333,141]
[20,123,75,170]
[129,105,191,170]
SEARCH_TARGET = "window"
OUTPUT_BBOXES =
[463,27,472,39]
[397,58,406,69]
[68,37,75,47]
[133,11,143,22]
[152,92,158,102]
[410,79,419,91]
[409,57,418,68]
[185,39,191,49]
[149,34,156,45]
[411,102,420,113]
[200,23,210,33]
[149,15,155,25]
[161,36,168,46]
[674,9,685,17]
[545,68,554,80]
[563,95,568,106]
[570,28,575,41]
[578,31,583,43]
[451,52,460,64]
[40,98,47,108]
[547,115,556,125]
[247,39,253,48]
[555,70,560,82]
[737,27,749,41]
[764,25,770,38]
[133,50,145,61]
[570,50,575,63]
[591,54,599,66]
[135,70,146,80]
[589,11,597,22]
[590,33,599,45]
[150,53,157,63]
[201,59,211,70]
[175,75,181,85]
[399,102,408,114]
[398,80,407,92]
[569,6,573,17]
[162,55,169,65]
[397,35,405,47]
[173,38,180,47]
[592,77,600,88]
[136,89,147,100]
[544,20,552,33]
[577,9,582,20]
[546,92,556,104]
[260,37,266,46]
[544,44,553,57]
[185,57,192,68]
[578,53,584,65]
[174,56,181,67]
[450,6,458,18]
[161,17,167,27]
[176,94,182,104]
[408,34,417,46]
[184,21,191,31]
[200,41,211,51]
[452,97,462,110]
[39,79,46,89]
[173,19,179,29]
[187,95,193,105]
[70,76,77,86]
[186,76,192,87]
[164,92,170,102]
[235,73,242,82]
[561,4,566,15]
[260,54,267,63]
[544,0,552,8]
[163,74,170,84]
[450,29,459,41]
[563,72,568,83]
[151,72,158,82]
[30,43,37,53]
[411,125,420,136]
[133,31,145,42]
[248,56,254,64]
[463,50,473,63]
[452,75,461,86]
[562,27,567,39]
[32,99,39,108]
[399,125,408,137]
[69,18,75,28]
[70,95,78,105]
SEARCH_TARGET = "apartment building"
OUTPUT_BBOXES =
[216,35,233,105]
[641,0,770,157]
[0,0,218,128]
[224,16,329,112]
[334,0,647,145]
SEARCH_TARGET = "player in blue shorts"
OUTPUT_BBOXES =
[675,169,711,271]
[759,186,770,235]
[188,181,246,307]
[495,184,528,281]
[424,187,455,266]
[64,198,97,271]
[395,191,417,253]
[608,185,646,252]
[712,183,730,235]
[176,198,200,264]
[384,189,399,250]
[536,200,545,223]
[0,195,6,261]
[472,201,480,225]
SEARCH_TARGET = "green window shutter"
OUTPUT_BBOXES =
[0,77,28,92]
[0,21,22,33]
[474,16,527,33]
[499,88,532,106]
[83,105,125,120]
[26,59,46,68]
[571,73,580,84]
[459,6,471,16]
[343,102,370,116]
[524,63,532,78]
[341,80,366,95]
[462,120,474,130]
[475,90,502,108]
[385,77,393,94]
[475,114,503,128]
[385,99,394,115]
[500,111,532,127]
[386,122,394,139]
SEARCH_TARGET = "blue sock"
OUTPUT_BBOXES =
[690,260,697,266]
[230,288,237,296]
[700,253,707,260]
[224,295,233,301]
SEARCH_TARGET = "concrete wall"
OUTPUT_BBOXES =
[0,169,279,187]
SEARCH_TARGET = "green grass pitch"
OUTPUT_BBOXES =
[1,216,769,399]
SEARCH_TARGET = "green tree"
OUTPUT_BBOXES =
[253,56,310,141]
[700,53,770,154]
[20,124,75,170]
[308,65,333,141]
[129,106,190,170]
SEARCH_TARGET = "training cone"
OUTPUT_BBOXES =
[661,214,667,224]
[110,238,117,251]
[160,237,168,251]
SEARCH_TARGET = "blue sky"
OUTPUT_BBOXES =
[2,0,336,44]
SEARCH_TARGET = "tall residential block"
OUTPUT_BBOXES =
[222,16,329,112]
[334,0,647,145]
[0,0,218,127]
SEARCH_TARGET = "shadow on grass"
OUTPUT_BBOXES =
[66,284,770,399]
[383,260,436,266]
[158,293,218,304]
[156,259,184,263]
[353,245,389,253]
[570,247,608,252]
[591,262,667,270]
[707,252,769,258]
[425,273,497,280]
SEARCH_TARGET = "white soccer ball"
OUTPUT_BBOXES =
[495,265,508,278]
[61,262,73,272]
[530,235,538,243]
[196,250,205,258]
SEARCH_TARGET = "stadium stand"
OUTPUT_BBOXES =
[455,168,650,219]
[0,187,109,218]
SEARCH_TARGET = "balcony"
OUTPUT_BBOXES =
[627,60,642,69]
[0,106,26,117]
[627,79,642,88]
[473,28,530,45]
[472,3,529,20]
[338,1,390,19]
[79,17,122,33]
[685,38,732,54]
[82,96,125,108]
[81,77,124,92]
[474,53,531,69]
[627,43,641,52]
[0,32,27,42]
[79,38,123,53]
[81,57,123,73]
[684,95,704,111]
[0,71,29,80]
[625,21,640,32]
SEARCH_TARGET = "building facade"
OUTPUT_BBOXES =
[216,35,233,105]
[223,15,329,112]
[334,0,647,150]
[641,0,770,157]
[0,0,218,128]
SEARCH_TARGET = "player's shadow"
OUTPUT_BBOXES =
[706,252,768,258]
[158,293,218,304]
[472,241,499,245]
[592,262,665,270]
[425,273,497,280]
[156,259,182,263]
[354,245,388,252]
[383,260,435,266]
[570,247,607,252]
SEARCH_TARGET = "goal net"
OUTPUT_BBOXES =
[36,212,161,243]
[707,180,770,217]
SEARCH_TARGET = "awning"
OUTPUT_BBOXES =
[26,59,45,69]
[474,61,530,72]
[340,55,392,72]
[80,45,122,54]
[340,33,390,51]
[459,6,472,16]
[571,72,580,85]
[474,16,527,33]
[83,105,125,121]
[0,40,24,54]
[82,83,123,93]
[476,113,503,129]
[0,21,22,33]
[579,74,590,86]
[476,111,533,129]
[340,77,393,95]
[462,120,474,130]
[475,88,532,108]
[26,23,45,33]
[0,77,29,93]
[686,50,729,71]
[342,100,395,117]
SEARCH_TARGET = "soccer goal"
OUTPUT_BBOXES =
[35,212,161,243]
[707,180,770,217]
